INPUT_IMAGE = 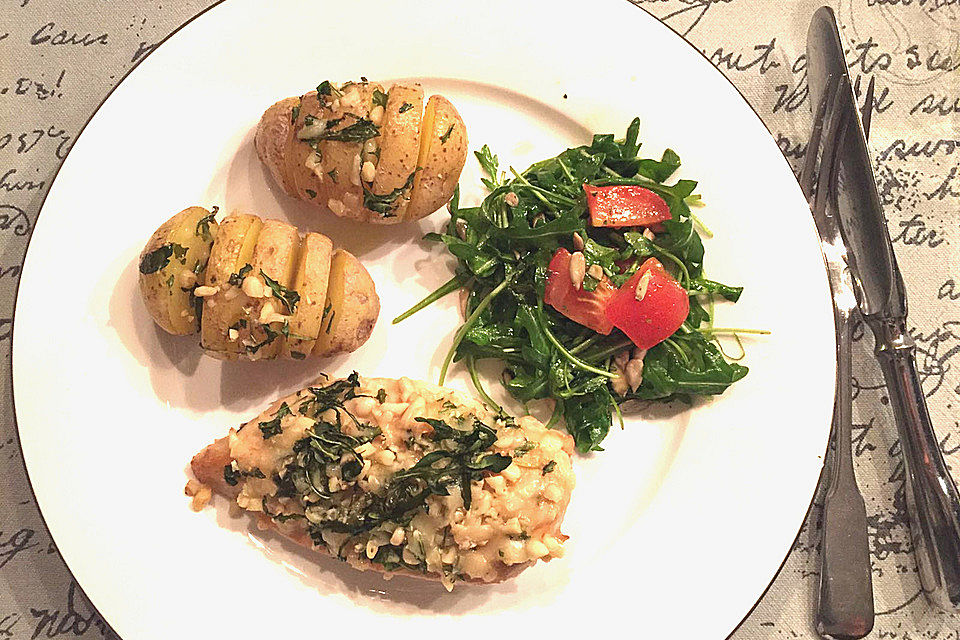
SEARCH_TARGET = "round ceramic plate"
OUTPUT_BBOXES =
[13,0,834,638]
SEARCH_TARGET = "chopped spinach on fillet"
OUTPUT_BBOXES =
[259,402,292,439]
[301,417,509,535]
[252,374,511,541]
[393,117,749,452]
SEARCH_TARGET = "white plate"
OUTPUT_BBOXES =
[12,1,834,638]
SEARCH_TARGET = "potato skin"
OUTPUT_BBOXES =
[407,95,468,221]
[138,206,217,335]
[140,208,378,361]
[313,249,380,357]
[282,233,333,359]
[255,80,467,224]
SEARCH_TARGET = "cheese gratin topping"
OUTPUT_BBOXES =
[222,374,575,589]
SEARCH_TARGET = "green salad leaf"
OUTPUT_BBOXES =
[396,118,751,452]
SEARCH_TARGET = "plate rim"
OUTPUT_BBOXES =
[8,1,834,637]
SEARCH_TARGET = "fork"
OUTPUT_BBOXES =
[800,73,876,640]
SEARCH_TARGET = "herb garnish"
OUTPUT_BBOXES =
[513,440,536,457]
[393,118,748,452]
[362,171,416,215]
[316,80,340,97]
[256,374,513,541]
[139,243,187,274]
[228,264,252,287]
[303,416,509,536]
[301,117,380,144]
[223,463,266,486]
[439,124,455,143]
[542,461,556,475]
[195,207,218,240]
[259,402,291,439]
[223,464,240,486]
[372,89,388,108]
[245,324,280,354]
[398,102,414,114]
[260,269,300,313]
[305,189,317,199]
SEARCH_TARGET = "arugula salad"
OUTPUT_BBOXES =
[395,118,755,453]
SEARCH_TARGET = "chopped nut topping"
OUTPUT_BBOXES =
[635,271,653,301]
[193,285,219,297]
[572,232,585,251]
[568,251,586,290]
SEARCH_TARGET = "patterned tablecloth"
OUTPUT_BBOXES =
[1,1,958,637]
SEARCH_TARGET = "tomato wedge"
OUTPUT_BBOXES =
[584,184,671,228]
[544,248,615,335]
[605,258,688,350]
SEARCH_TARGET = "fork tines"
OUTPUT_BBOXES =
[800,74,850,216]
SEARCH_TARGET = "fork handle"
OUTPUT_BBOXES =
[873,320,960,610]
[817,314,874,640]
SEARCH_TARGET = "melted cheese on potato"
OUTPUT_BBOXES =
[225,376,575,589]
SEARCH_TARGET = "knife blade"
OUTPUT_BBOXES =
[808,5,960,612]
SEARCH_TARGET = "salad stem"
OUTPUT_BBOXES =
[467,356,501,411]
[392,275,464,324]
[538,309,617,379]
[508,168,578,209]
[439,275,513,384]
[581,337,635,363]
[568,334,602,355]
[704,327,772,335]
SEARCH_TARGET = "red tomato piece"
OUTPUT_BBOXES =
[605,258,689,350]
[544,248,616,335]
[584,184,672,228]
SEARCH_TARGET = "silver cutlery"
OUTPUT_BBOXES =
[800,69,874,640]
[808,4,960,613]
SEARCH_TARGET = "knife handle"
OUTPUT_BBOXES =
[874,321,960,611]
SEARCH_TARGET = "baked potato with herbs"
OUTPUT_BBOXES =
[255,79,467,224]
[138,206,379,361]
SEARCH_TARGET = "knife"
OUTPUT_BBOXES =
[808,5,960,612]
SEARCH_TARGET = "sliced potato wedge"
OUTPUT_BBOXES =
[138,206,218,335]
[407,95,468,221]
[255,97,300,198]
[200,213,263,359]
[291,82,385,223]
[313,249,380,357]
[282,233,333,359]
[237,220,301,360]
[370,84,423,221]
